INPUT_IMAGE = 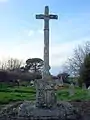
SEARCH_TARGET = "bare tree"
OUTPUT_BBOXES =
[0,58,23,71]
[66,41,90,76]
[0,61,7,70]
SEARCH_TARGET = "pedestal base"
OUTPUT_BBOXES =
[18,101,79,120]
[35,79,57,108]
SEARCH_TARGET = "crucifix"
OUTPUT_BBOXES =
[36,6,58,80]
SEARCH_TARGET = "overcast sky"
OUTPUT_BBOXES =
[0,0,90,75]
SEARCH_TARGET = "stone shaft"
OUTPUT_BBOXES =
[36,6,58,79]
[35,6,58,108]
[43,6,50,79]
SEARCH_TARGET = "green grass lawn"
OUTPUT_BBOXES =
[0,84,90,104]
[0,84,36,104]
[57,87,90,101]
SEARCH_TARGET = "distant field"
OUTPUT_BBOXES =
[0,83,90,104]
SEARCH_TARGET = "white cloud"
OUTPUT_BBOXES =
[23,28,43,37]
[8,38,44,61]
[5,36,89,66]
[0,35,89,72]
[50,37,89,67]
[28,30,34,36]
[24,29,42,37]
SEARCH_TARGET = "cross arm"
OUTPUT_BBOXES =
[36,14,45,19]
[49,14,58,19]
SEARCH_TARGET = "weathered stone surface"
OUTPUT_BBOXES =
[2,101,90,120]
[35,5,58,110]
[36,6,58,81]
[0,101,22,116]
[69,83,75,96]
[35,79,57,108]
[18,101,79,120]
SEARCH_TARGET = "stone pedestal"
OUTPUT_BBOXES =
[18,101,79,120]
[35,79,57,108]
[17,79,79,120]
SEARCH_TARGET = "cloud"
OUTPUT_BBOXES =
[7,36,89,65]
[0,34,89,75]
[24,29,43,37]
[8,37,44,61]
[28,30,34,36]
[22,29,34,37]
[50,37,89,67]
[38,29,43,34]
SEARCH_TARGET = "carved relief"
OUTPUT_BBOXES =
[35,79,57,108]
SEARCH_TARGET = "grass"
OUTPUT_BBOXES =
[0,83,90,104]
[0,92,36,104]
[0,84,36,104]
[0,86,36,94]
[57,87,90,101]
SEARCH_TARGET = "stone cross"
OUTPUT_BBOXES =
[36,6,58,80]
[35,6,58,108]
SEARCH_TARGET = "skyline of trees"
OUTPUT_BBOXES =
[0,41,89,77]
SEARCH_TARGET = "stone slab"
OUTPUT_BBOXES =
[18,101,79,120]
